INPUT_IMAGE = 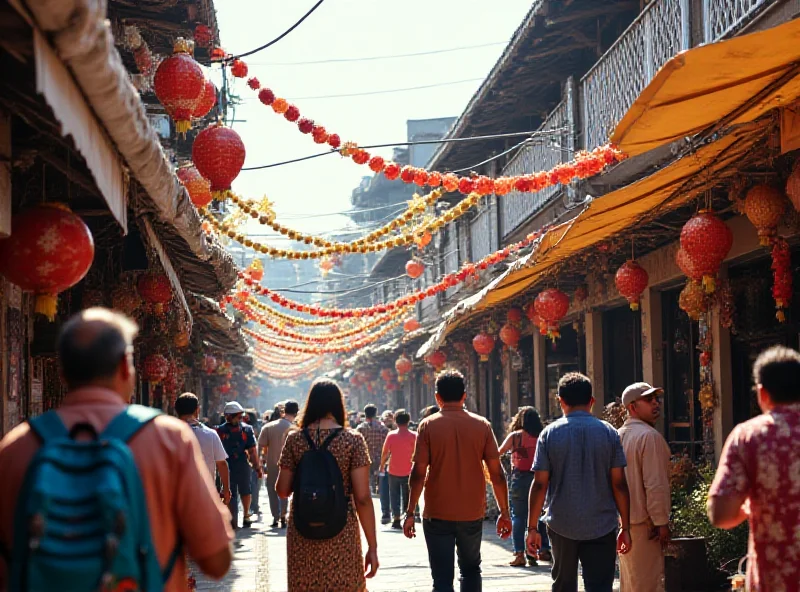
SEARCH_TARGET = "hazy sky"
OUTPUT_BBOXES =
[216,0,533,238]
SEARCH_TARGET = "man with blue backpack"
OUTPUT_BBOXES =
[0,308,234,591]
[217,401,263,529]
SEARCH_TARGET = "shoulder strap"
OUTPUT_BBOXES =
[302,428,318,450]
[29,410,68,443]
[320,428,343,451]
[162,541,183,582]
[101,405,162,443]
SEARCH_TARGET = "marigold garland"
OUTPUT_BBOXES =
[248,298,339,326]
[244,316,403,353]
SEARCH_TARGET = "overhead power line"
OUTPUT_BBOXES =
[240,78,484,101]
[230,0,327,60]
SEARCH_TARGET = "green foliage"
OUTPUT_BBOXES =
[670,464,748,576]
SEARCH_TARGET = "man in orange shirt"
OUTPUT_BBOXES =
[0,308,234,591]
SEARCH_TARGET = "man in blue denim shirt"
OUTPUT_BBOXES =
[526,373,631,592]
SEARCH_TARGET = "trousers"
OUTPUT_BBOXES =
[619,523,664,592]
[250,467,261,513]
[508,470,549,554]
[548,527,617,592]
[423,518,483,592]
[266,466,288,521]
[388,473,410,520]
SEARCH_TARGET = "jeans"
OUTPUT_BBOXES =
[388,474,410,520]
[548,527,617,592]
[266,465,288,521]
[379,471,390,518]
[250,467,261,514]
[228,461,252,524]
[422,518,483,592]
[508,470,550,554]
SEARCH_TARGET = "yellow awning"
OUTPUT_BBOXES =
[435,122,768,342]
[612,17,800,157]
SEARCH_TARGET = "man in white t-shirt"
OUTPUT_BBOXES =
[176,392,231,504]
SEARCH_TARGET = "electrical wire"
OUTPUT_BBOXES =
[247,41,509,66]
[241,127,567,171]
[272,78,485,101]
[229,0,327,60]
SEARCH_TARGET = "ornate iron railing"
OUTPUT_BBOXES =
[470,203,493,263]
[499,100,570,239]
[443,224,460,299]
[704,0,770,41]
[581,0,685,150]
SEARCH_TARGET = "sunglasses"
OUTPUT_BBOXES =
[637,393,663,404]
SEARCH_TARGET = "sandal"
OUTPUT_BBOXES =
[538,549,552,562]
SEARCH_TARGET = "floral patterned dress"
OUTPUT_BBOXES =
[279,427,371,592]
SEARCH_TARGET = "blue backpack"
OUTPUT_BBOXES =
[8,405,181,592]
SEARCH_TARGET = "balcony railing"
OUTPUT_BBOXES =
[500,98,571,239]
[470,202,494,263]
[703,0,770,41]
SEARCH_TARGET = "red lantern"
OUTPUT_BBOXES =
[380,368,394,382]
[743,185,785,246]
[499,323,521,350]
[395,354,412,381]
[675,248,701,281]
[614,261,649,310]
[142,354,169,384]
[473,331,495,362]
[680,211,732,293]
[192,123,246,198]
[192,78,217,119]
[426,350,446,370]
[111,286,141,316]
[176,165,213,208]
[193,24,213,47]
[534,288,569,339]
[219,382,232,394]
[0,203,94,320]
[507,307,523,326]
[210,47,226,61]
[203,354,218,375]
[403,318,421,332]
[153,39,205,135]
[406,258,424,279]
[137,273,173,315]
[230,59,248,78]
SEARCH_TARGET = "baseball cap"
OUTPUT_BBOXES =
[224,401,245,415]
[621,382,663,406]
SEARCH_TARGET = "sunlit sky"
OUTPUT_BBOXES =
[216,0,533,237]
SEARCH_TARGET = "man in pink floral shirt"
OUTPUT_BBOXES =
[708,345,800,592]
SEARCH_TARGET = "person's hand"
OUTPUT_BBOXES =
[496,513,512,539]
[617,528,632,555]
[256,467,264,479]
[364,546,379,578]
[650,525,671,548]
[526,529,542,556]
[221,488,231,505]
[403,515,416,539]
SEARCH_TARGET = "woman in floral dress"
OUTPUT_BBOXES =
[277,378,379,591]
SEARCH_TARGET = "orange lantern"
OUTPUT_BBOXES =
[219,382,232,394]
[403,318,421,332]
[380,368,394,382]
[192,78,217,119]
[142,354,169,384]
[743,185,785,246]
[153,38,205,135]
[679,280,707,320]
[192,123,246,199]
[406,258,425,279]
[137,273,173,315]
[395,354,412,381]
[499,323,521,350]
[473,331,495,362]
[426,350,446,370]
[614,261,649,310]
[0,203,94,321]
[176,165,213,208]
[414,231,432,249]
[534,288,569,339]
[680,211,732,293]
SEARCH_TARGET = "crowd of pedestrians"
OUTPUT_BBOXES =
[0,307,799,591]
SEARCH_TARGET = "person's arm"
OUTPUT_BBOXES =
[379,435,391,471]
[276,432,297,498]
[526,470,549,554]
[352,464,379,578]
[498,432,516,455]
[610,466,632,554]
[708,427,751,530]
[216,460,231,505]
[194,545,234,580]
[403,423,429,538]
[245,427,263,478]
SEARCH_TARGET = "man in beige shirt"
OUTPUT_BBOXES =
[258,399,297,528]
[617,382,672,592]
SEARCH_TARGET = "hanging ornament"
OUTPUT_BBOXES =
[499,323,521,350]
[230,59,248,78]
[403,318,420,332]
[678,280,708,320]
[380,368,394,382]
[192,123,246,199]
[319,257,334,278]
[743,185,786,246]
[680,211,732,293]
[785,161,800,212]
[193,24,213,47]
[714,279,736,329]
[210,47,226,61]
[246,259,264,282]
[506,307,523,326]
[614,260,649,310]
[176,165,213,208]
[425,349,446,371]
[137,273,173,315]
[414,231,432,249]
[192,78,217,119]
[675,248,702,281]
[534,288,569,339]
[472,331,495,362]
[395,354,412,381]
[405,258,424,279]
[142,354,169,384]
[0,203,94,321]
[771,237,792,322]
[219,382,232,394]
[174,330,190,348]
[153,38,205,135]
[203,354,218,375]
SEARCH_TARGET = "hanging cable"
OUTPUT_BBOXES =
[228,0,327,60]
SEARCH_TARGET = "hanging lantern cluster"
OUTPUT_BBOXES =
[142,354,169,384]
[153,38,205,135]
[425,349,446,371]
[678,280,708,320]
[472,331,495,362]
[0,204,95,321]
[771,237,792,322]
[192,78,217,120]
[192,123,246,199]
[177,165,213,208]
[679,211,732,293]
[395,354,412,382]
[615,261,649,310]
[137,273,173,315]
[743,185,785,246]
[534,288,569,339]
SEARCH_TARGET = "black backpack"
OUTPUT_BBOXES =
[292,428,348,540]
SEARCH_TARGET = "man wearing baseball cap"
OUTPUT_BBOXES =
[617,383,671,592]
[217,401,262,529]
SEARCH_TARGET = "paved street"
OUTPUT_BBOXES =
[194,497,619,591]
